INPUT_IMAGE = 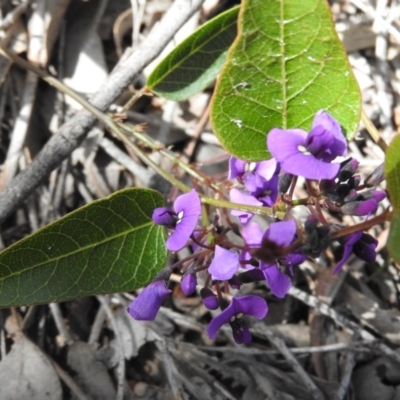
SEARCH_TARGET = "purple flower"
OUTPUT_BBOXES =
[152,189,201,252]
[229,188,262,225]
[241,220,302,298]
[207,295,268,344]
[334,232,378,274]
[208,246,240,281]
[229,157,278,184]
[250,174,279,207]
[181,273,197,296]
[128,281,171,320]
[267,110,347,180]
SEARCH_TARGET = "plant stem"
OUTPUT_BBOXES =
[331,209,392,239]
[361,109,388,152]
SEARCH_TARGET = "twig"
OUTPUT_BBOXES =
[157,340,184,400]
[255,323,325,400]
[0,70,38,191]
[361,109,388,153]
[96,295,125,400]
[350,0,400,44]
[51,358,92,400]
[195,341,372,355]
[0,0,206,225]
[88,304,106,346]
[49,302,74,346]
[288,287,400,364]
[336,349,356,400]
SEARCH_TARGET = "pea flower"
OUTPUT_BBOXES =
[229,157,278,188]
[334,232,378,274]
[128,281,171,320]
[242,220,306,298]
[267,110,347,180]
[152,189,201,252]
[229,188,262,225]
[207,295,268,344]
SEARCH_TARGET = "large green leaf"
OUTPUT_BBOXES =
[385,135,400,262]
[385,134,400,213]
[0,189,167,308]
[146,6,239,101]
[210,0,361,161]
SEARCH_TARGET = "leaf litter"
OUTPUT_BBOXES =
[0,0,399,399]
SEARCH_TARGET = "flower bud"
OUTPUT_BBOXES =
[200,288,219,310]
[181,273,196,296]
[364,163,384,187]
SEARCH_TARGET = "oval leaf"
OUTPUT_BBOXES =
[210,0,361,161]
[146,6,239,101]
[0,188,167,308]
[385,134,400,263]
[385,134,400,213]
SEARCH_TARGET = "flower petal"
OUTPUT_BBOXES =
[230,189,262,225]
[228,157,246,180]
[312,110,347,158]
[333,232,363,274]
[264,219,297,247]
[267,128,340,179]
[167,189,201,251]
[232,295,268,319]
[128,281,171,320]
[262,264,292,298]
[152,207,175,226]
[209,246,240,280]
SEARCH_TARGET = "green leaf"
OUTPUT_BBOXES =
[210,0,361,161]
[0,189,167,308]
[385,134,400,213]
[385,135,400,263]
[387,215,400,263]
[146,6,239,101]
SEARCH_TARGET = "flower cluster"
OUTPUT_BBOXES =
[127,110,385,344]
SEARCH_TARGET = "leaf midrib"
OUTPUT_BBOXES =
[0,220,154,280]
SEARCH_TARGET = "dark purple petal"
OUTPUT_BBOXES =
[206,295,268,340]
[228,157,247,180]
[128,281,171,320]
[333,232,363,274]
[209,246,240,280]
[181,274,196,296]
[353,234,378,262]
[251,175,279,207]
[230,189,262,225]
[305,124,334,158]
[311,110,347,158]
[152,207,176,227]
[200,288,219,310]
[166,189,201,251]
[231,320,252,344]
[261,264,292,298]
